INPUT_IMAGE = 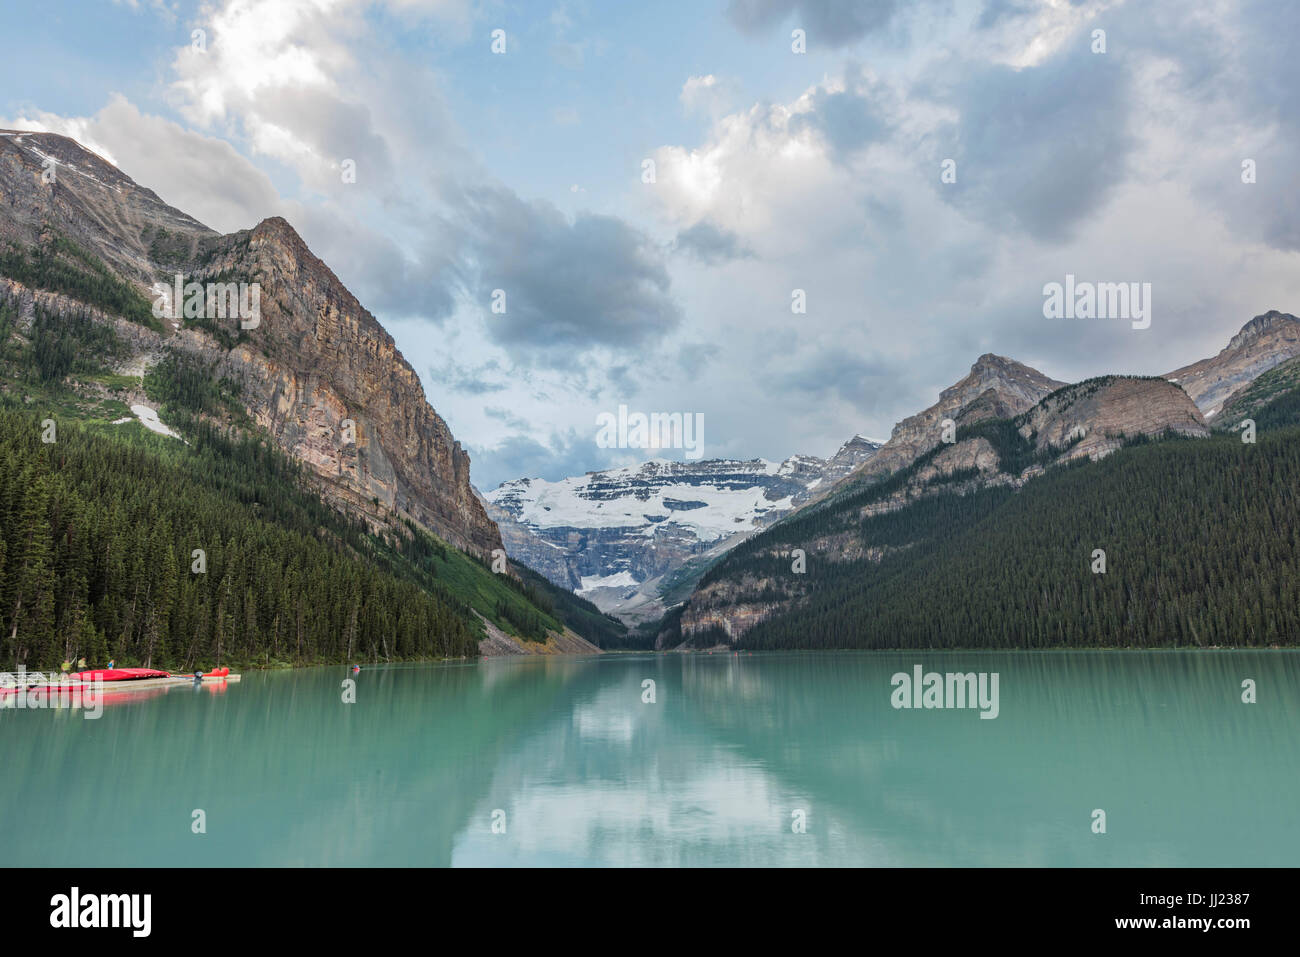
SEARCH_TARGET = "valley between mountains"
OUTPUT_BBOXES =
[3,129,1299,670]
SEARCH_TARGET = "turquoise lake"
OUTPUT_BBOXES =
[2,650,1296,866]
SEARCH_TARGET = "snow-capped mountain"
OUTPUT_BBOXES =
[481,436,882,623]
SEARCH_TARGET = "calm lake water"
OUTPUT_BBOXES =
[2,650,1296,866]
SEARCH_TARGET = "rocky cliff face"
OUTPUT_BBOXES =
[845,353,1064,484]
[484,436,881,622]
[204,218,501,555]
[819,433,887,485]
[907,376,1209,488]
[1165,311,1300,418]
[0,130,501,558]
[0,129,212,282]
[1017,376,1208,460]
[913,436,1002,484]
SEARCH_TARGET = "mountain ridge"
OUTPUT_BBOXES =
[663,315,1290,647]
[483,436,881,624]
[0,129,501,558]
[838,353,1066,488]
[1164,310,1300,418]
[0,128,628,666]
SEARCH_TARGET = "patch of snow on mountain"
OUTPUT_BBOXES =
[496,466,794,543]
[578,571,640,593]
[128,404,182,440]
[484,438,884,618]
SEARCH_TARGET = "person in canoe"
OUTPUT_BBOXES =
[107,659,116,669]
[77,657,86,670]
[61,659,71,673]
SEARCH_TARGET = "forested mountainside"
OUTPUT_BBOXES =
[661,338,1300,651]
[0,131,625,668]
[0,301,621,669]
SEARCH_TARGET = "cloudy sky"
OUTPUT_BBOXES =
[2,0,1298,489]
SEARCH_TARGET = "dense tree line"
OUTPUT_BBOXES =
[143,352,242,418]
[511,562,632,648]
[1215,357,1300,428]
[0,301,16,354]
[492,599,549,641]
[144,226,192,268]
[1250,375,1300,433]
[0,405,485,670]
[0,235,157,328]
[0,234,615,668]
[30,305,123,383]
[950,416,1083,475]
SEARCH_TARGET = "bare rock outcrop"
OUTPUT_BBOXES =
[847,353,1064,483]
[1165,311,1300,418]
[1019,376,1208,462]
[212,217,502,556]
[914,436,1001,483]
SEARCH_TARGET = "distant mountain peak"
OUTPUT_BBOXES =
[829,433,883,466]
[1166,309,1300,414]
[969,352,1036,375]
[485,435,881,623]
[936,354,1062,411]
[2,129,135,190]
[833,353,1063,488]
[1228,310,1300,350]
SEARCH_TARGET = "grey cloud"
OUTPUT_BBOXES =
[1251,157,1300,256]
[88,96,283,234]
[484,406,532,431]
[1221,0,1300,251]
[1079,0,1300,254]
[774,349,911,417]
[726,0,899,47]
[975,0,1038,30]
[933,37,1134,242]
[672,220,755,264]
[604,363,638,397]
[447,186,682,367]
[428,357,510,395]
[286,203,463,320]
[961,0,1297,254]
[252,86,396,191]
[677,341,721,378]
[471,430,622,490]
[789,69,892,158]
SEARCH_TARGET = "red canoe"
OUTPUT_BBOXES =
[71,668,171,682]
[1,669,166,696]
[66,667,230,681]
[1,667,234,698]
